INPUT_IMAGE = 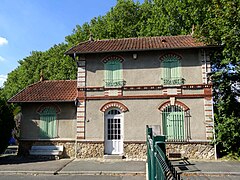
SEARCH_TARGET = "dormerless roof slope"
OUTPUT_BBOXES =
[65,35,209,55]
[8,80,77,103]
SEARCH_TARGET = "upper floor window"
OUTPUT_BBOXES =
[160,54,183,85]
[103,56,124,87]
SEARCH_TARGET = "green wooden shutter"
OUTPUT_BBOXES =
[40,107,57,138]
[105,62,111,86]
[171,59,180,84]
[104,59,122,87]
[162,59,171,84]
[162,56,181,85]
[162,106,185,141]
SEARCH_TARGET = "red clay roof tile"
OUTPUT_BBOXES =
[65,35,208,55]
[8,80,77,103]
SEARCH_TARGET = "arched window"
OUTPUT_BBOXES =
[104,58,123,87]
[39,107,57,138]
[161,54,183,85]
[162,105,184,141]
[107,109,121,115]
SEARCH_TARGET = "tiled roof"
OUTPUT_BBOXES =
[8,80,77,103]
[65,35,208,55]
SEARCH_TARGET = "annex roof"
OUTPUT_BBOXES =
[65,35,211,55]
[8,80,77,103]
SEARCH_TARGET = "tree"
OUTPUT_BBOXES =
[196,0,240,158]
[2,43,76,100]
[0,98,15,154]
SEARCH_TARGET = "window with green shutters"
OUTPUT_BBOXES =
[39,107,57,139]
[162,105,185,141]
[161,55,183,85]
[104,59,123,87]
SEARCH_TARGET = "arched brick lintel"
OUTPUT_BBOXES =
[36,103,61,114]
[158,100,189,111]
[159,52,183,61]
[102,55,125,63]
[100,101,128,112]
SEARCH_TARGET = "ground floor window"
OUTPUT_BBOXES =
[162,105,186,141]
[39,107,57,138]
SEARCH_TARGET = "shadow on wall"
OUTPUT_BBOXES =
[19,102,77,159]
[18,120,70,159]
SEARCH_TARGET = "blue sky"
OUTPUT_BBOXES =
[0,0,142,87]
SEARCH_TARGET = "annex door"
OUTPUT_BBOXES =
[104,109,123,155]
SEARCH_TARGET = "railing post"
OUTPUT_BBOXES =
[146,126,153,180]
[153,135,165,179]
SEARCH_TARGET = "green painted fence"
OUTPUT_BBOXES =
[146,125,181,180]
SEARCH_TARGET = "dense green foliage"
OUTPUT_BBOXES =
[1,0,239,157]
[2,43,76,100]
[197,0,240,158]
[0,96,15,154]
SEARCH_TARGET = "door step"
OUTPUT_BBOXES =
[104,155,124,159]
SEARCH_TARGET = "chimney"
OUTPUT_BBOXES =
[191,24,195,36]
[89,33,94,41]
[40,70,44,82]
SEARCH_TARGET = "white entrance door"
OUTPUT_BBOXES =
[105,109,123,155]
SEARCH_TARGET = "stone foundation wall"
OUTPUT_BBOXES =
[124,143,147,160]
[19,140,215,160]
[123,142,215,160]
[76,142,104,158]
[166,142,215,159]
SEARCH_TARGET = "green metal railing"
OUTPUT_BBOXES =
[104,79,125,87]
[162,77,184,85]
[146,125,180,180]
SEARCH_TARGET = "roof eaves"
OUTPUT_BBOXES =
[64,40,91,55]
[8,100,76,103]
[68,45,219,55]
[7,81,42,103]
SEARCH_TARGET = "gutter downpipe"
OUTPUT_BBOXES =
[204,51,207,84]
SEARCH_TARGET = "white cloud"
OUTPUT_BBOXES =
[0,37,8,46]
[0,56,5,61]
[0,75,7,87]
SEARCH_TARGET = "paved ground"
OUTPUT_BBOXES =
[0,175,145,180]
[0,155,146,176]
[1,154,240,180]
[59,159,146,175]
[171,159,240,180]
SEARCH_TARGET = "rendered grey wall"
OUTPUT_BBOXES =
[85,49,203,87]
[85,98,206,141]
[21,102,76,139]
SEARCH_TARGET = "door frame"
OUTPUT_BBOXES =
[104,108,124,155]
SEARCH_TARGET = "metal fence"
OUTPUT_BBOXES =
[146,125,181,180]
